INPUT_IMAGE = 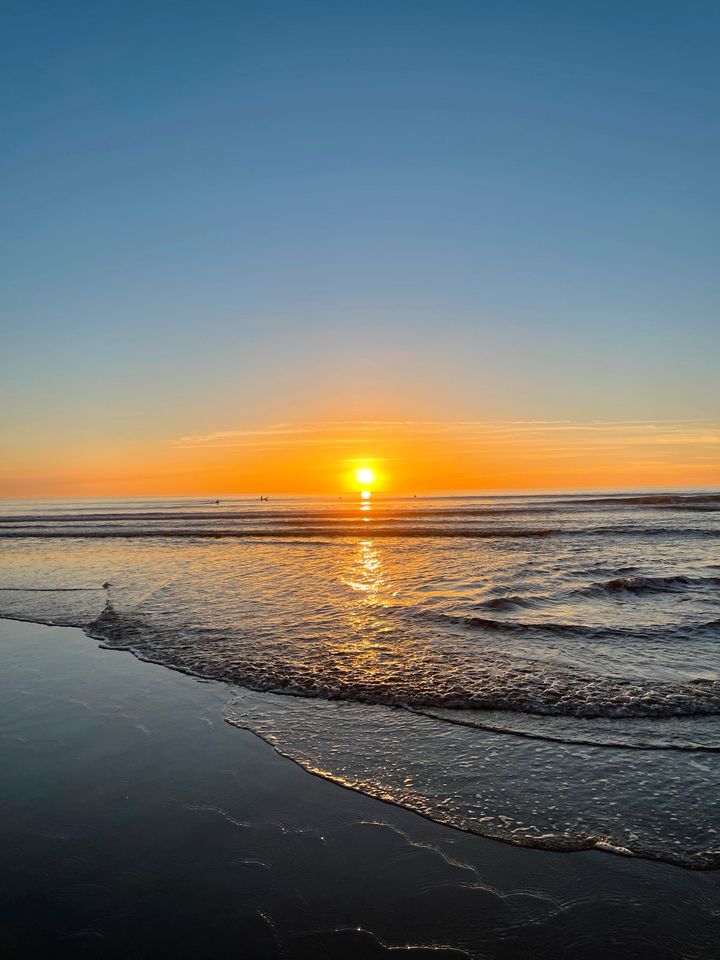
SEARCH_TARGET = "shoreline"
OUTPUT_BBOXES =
[4,610,719,870]
[1,617,719,958]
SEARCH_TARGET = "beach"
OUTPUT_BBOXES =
[1,616,718,959]
[4,1,719,954]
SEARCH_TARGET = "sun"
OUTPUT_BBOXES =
[355,466,375,486]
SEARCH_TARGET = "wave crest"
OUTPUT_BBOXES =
[87,604,720,722]
[578,574,720,598]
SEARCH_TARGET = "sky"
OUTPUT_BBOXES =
[1,0,718,496]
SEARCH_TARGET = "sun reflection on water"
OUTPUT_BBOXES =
[337,538,396,667]
[344,539,384,598]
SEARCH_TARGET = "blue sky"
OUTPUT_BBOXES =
[1,1,718,492]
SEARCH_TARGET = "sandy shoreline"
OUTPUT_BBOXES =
[1,617,718,959]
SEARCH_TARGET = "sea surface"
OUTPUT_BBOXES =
[1,492,718,868]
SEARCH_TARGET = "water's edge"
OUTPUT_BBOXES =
[2,611,716,872]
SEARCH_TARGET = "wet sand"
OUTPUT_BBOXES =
[1,618,718,959]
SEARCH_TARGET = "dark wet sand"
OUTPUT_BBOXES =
[1,619,718,959]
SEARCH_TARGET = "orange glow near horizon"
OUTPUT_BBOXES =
[0,418,717,498]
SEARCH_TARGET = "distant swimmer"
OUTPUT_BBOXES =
[102,581,111,589]
[260,495,270,501]
[215,499,221,505]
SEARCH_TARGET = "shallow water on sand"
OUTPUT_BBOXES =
[0,493,718,867]
[4,619,720,959]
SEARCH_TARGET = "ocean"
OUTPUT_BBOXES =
[1,492,718,869]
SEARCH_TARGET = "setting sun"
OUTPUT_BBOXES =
[355,467,376,486]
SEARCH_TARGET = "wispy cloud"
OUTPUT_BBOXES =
[174,418,718,443]
[172,419,720,464]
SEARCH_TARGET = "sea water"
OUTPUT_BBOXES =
[0,493,718,867]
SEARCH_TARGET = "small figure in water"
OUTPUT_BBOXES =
[215,499,221,505]
[102,581,111,590]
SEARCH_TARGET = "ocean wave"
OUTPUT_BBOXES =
[0,526,557,540]
[586,525,719,538]
[476,596,539,612]
[577,575,720,598]
[86,604,720,721]
[574,493,720,508]
[429,610,720,642]
[2,522,718,541]
[0,506,562,524]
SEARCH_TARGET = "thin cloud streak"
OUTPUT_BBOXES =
[174,419,720,453]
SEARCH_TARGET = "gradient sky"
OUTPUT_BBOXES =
[1,1,718,495]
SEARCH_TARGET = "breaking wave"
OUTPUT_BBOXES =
[87,603,720,722]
